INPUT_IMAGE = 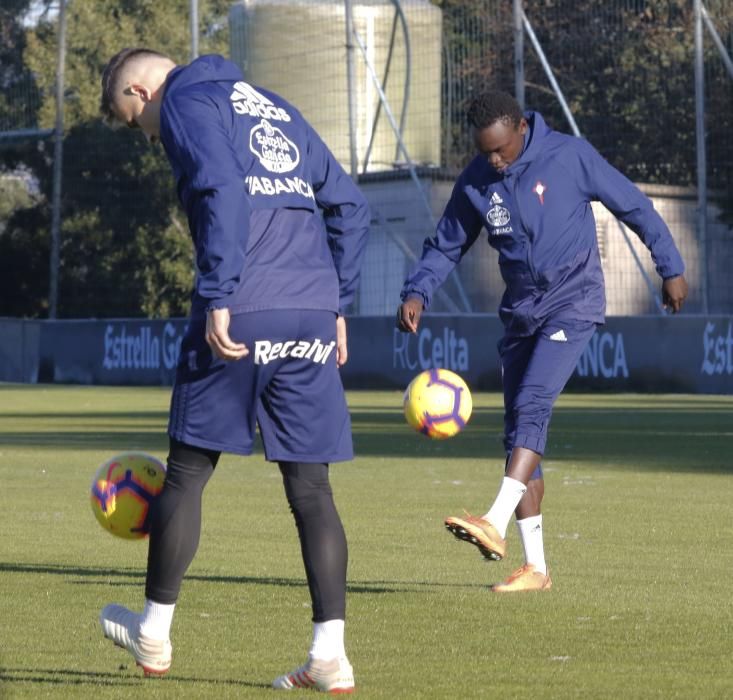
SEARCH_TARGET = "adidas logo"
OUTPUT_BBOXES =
[549,329,568,342]
[490,191,503,205]
[230,81,291,122]
[230,81,274,105]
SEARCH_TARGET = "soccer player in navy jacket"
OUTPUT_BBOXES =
[396,90,688,593]
[98,48,369,692]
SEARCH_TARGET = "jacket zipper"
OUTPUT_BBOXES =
[510,175,539,284]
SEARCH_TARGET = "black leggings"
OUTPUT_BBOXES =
[146,439,348,622]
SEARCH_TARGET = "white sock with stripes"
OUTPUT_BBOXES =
[517,514,547,575]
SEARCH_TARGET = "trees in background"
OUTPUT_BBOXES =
[0,0,229,318]
[440,0,732,192]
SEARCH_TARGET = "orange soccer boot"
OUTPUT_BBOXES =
[490,564,552,593]
[444,512,507,561]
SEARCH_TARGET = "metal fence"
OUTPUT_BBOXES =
[1,0,732,318]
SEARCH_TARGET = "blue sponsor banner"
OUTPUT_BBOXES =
[1,314,731,393]
[37,319,188,385]
[342,315,502,390]
[573,316,733,393]
[342,315,733,394]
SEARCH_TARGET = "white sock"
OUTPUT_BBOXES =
[517,514,547,575]
[484,476,527,538]
[139,599,175,641]
[309,619,346,661]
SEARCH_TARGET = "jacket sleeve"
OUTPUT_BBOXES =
[162,91,250,309]
[400,175,482,309]
[306,124,370,315]
[575,139,685,279]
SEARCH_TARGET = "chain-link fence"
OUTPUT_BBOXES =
[1,0,732,318]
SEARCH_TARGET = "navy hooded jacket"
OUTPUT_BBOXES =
[158,55,370,318]
[401,112,685,335]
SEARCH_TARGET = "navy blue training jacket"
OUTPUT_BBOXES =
[401,112,685,335]
[159,55,370,318]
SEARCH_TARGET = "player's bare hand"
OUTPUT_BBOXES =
[336,315,348,367]
[662,275,688,314]
[396,298,423,333]
[205,308,249,361]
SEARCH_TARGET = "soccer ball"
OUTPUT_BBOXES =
[90,452,166,540]
[403,368,473,439]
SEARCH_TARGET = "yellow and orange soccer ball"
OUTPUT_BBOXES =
[90,452,166,540]
[403,368,473,439]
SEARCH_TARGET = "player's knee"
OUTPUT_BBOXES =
[280,462,335,519]
[513,394,552,430]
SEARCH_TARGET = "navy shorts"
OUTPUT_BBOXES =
[500,319,598,474]
[168,310,352,463]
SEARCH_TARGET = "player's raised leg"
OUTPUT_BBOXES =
[446,322,596,574]
[445,448,535,561]
[99,440,219,674]
[444,333,535,561]
[490,324,595,588]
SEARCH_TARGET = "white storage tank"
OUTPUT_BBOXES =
[229,0,442,173]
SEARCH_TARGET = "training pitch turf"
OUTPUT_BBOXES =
[0,384,731,698]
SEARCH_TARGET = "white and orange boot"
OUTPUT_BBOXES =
[99,604,172,676]
[273,655,354,694]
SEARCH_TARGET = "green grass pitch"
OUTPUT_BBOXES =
[0,384,731,698]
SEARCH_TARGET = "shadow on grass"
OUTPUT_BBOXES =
[0,432,169,451]
[0,428,168,453]
[0,411,168,421]
[0,562,485,594]
[0,666,271,689]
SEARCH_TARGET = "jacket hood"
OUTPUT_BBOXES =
[505,111,552,174]
[165,54,244,95]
